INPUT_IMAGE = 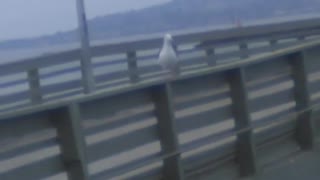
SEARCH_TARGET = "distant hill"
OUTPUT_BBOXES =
[0,0,320,50]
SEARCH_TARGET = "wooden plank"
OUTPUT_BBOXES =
[45,90,83,104]
[181,129,235,153]
[84,110,154,135]
[0,138,57,161]
[227,68,257,176]
[127,51,140,83]
[91,153,162,180]
[289,52,315,149]
[176,105,233,133]
[50,104,89,180]
[95,70,128,84]
[0,78,26,89]
[0,155,64,180]
[172,73,227,97]
[0,112,52,136]
[138,63,162,73]
[41,79,82,96]
[247,74,291,91]
[249,89,294,113]
[151,84,184,180]
[252,107,296,125]
[174,90,230,111]
[183,141,235,172]
[245,57,290,82]
[0,50,81,76]
[80,89,151,120]
[87,125,158,162]
[0,91,29,106]
[194,26,320,50]
[76,0,95,94]
[27,68,42,104]
[213,40,302,63]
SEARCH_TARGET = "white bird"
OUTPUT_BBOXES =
[158,33,180,78]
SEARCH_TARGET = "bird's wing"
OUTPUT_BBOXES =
[172,42,178,55]
[159,46,178,66]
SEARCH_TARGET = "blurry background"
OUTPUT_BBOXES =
[0,0,320,60]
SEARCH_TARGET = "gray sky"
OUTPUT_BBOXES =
[0,0,169,41]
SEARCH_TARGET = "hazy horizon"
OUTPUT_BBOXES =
[1,0,319,44]
[0,0,169,42]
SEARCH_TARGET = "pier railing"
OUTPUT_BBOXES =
[1,23,320,179]
[1,17,320,112]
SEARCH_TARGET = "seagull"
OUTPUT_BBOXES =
[158,33,180,78]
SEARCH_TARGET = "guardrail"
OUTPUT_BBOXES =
[1,31,320,179]
[1,17,320,112]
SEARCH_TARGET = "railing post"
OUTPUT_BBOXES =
[126,51,140,83]
[289,52,315,150]
[27,68,42,104]
[227,68,257,177]
[205,48,216,66]
[50,104,89,180]
[239,42,249,59]
[151,83,184,180]
[270,39,278,51]
[76,0,95,93]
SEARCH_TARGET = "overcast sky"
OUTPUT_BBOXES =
[0,0,169,41]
